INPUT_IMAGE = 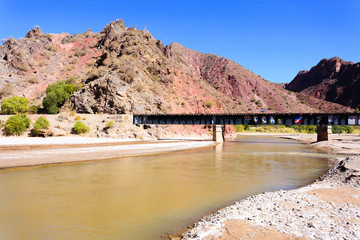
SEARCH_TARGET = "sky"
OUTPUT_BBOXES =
[0,0,359,83]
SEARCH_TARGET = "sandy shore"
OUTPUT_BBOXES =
[180,133,360,240]
[0,137,215,168]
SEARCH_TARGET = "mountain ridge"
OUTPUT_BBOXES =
[0,20,351,115]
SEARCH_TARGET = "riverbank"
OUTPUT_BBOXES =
[180,133,360,239]
[0,137,215,169]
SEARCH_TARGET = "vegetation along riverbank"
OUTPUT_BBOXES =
[177,134,360,240]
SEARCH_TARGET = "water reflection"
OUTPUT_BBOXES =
[0,136,329,240]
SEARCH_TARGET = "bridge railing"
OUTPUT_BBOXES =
[133,113,360,126]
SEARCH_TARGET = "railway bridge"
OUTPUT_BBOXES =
[133,113,360,142]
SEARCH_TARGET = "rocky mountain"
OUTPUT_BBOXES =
[0,20,351,115]
[286,57,360,109]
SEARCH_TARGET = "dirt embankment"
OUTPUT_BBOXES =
[179,134,360,240]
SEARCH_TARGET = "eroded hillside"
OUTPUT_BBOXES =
[0,20,351,115]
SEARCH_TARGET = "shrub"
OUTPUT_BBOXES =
[255,100,262,107]
[75,115,81,121]
[332,125,343,134]
[73,121,89,134]
[342,126,354,134]
[33,116,50,130]
[250,98,256,102]
[31,116,50,136]
[205,101,214,108]
[69,111,76,117]
[29,105,39,114]
[290,125,317,134]
[331,125,354,134]
[5,114,31,135]
[43,81,76,114]
[1,96,29,115]
[106,120,114,128]
[233,125,244,132]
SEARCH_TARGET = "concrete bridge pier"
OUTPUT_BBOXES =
[213,125,224,142]
[316,125,332,142]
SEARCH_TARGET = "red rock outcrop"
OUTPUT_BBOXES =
[286,57,360,109]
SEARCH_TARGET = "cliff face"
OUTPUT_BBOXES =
[0,20,351,115]
[286,57,360,109]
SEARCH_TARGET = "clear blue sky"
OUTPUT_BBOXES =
[1,0,359,83]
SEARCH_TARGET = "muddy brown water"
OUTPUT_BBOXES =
[0,136,330,240]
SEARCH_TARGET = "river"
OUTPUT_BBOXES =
[0,136,330,240]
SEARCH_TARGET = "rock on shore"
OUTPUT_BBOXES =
[182,156,360,240]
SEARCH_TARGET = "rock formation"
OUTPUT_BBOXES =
[0,20,351,115]
[286,57,360,109]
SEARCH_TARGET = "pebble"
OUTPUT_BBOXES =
[182,156,360,240]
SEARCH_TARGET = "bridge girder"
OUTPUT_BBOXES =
[133,113,360,126]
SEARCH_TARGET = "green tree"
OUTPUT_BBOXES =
[1,96,29,114]
[43,81,76,114]
[5,114,31,135]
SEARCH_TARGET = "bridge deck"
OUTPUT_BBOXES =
[134,113,360,126]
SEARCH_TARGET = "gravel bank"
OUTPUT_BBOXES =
[180,134,360,240]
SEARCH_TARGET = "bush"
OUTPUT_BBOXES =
[331,125,354,134]
[29,105,39,114]
[69,111,76,117]
[289,125,317,134]
[233,125,244,132]
[43,81,76,114]
[73,121,89,134]
[255,100,262,107]
[205,101,214,108]
[106,120,114,128]
[31,116,50,136]
[75,115,81,121]
[33,116,50,130]
[332,125,343,134]
[1,96,29,114]
[5,114,31,135]
[342,126,354,134]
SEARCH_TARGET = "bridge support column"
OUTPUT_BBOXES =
[213,125,224,142]
[317,125,332,142]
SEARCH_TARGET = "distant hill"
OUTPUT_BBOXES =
[286,57,360,110]
[0,20,350,114]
